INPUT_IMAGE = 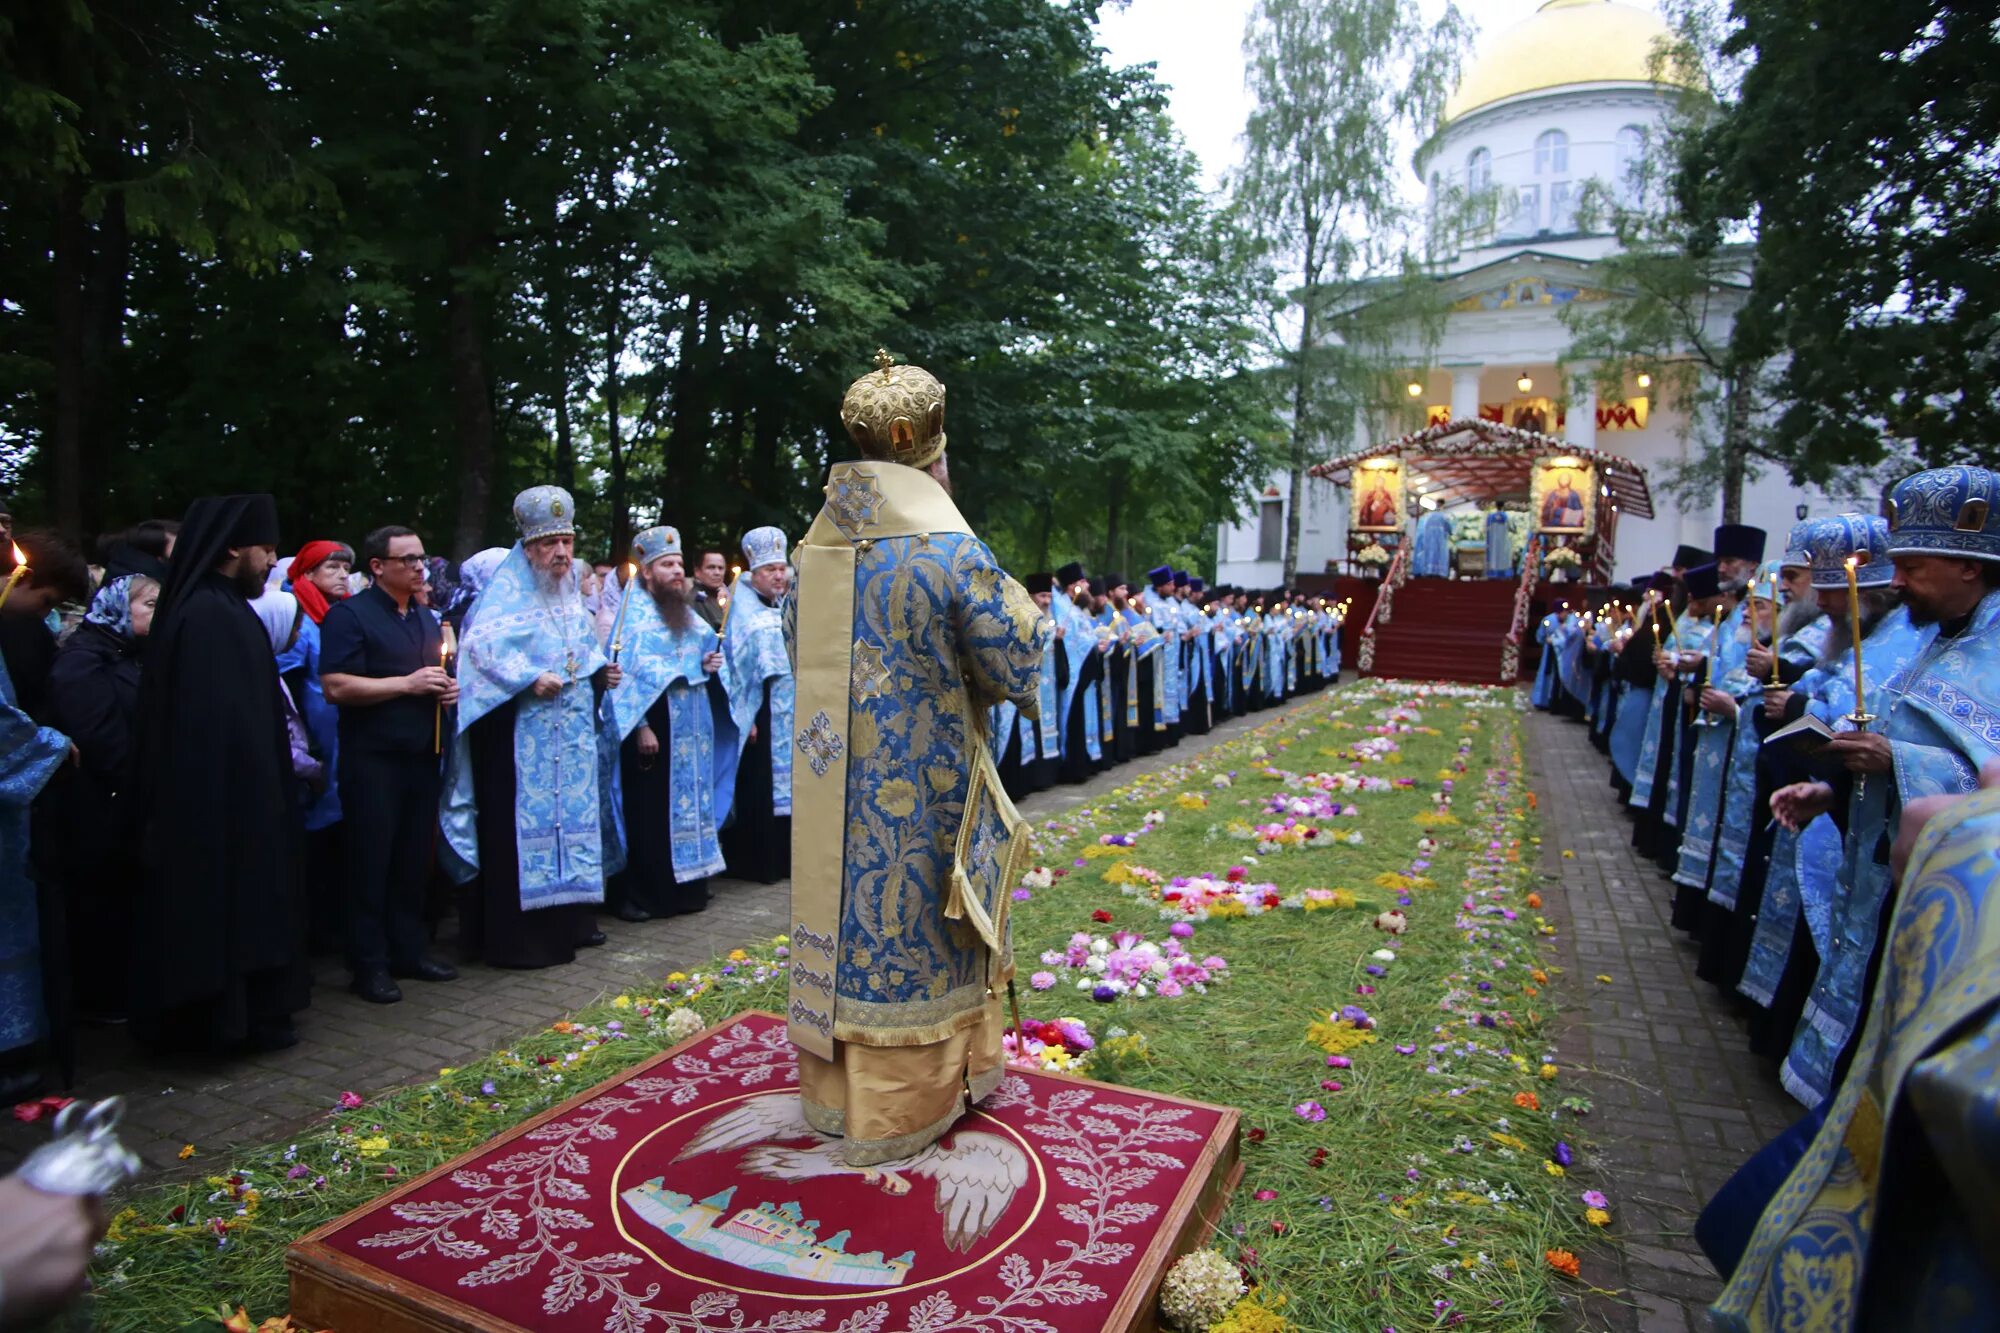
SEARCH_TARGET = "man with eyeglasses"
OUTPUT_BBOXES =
[320,525,458,1003]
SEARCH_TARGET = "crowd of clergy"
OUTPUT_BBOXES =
[993,565,1347,802]
[1525,463,2000,1322]
[0,484,1346,1103]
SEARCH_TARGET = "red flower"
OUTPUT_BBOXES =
[1308,1147,1329,1168]
[1246,1126,1267,1144]
[1091,909,1113,924]
[1271,1220,1287,1235]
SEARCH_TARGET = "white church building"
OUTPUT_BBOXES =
[1218,0,1868,588]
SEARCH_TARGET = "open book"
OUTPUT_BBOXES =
[1763,713,1844,777]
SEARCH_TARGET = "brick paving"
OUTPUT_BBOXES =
[1522,705,1801,1332]
[0,696,1293,1177]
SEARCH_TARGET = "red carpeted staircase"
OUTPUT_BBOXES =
[1364,578,1521,684]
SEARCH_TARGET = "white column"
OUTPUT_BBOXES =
[1568,375,1597,453]
[1449,365,1481,421]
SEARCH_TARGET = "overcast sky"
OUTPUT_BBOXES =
[1092,0,1577,198]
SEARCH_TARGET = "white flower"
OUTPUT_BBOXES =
[1090,938,1111,955]
[1372,948,1397,962]
[662,1007,705,1041]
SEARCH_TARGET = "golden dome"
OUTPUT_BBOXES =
[1441,0,1695,125]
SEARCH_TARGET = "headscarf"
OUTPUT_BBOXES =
[288,540,354,624]
[84,574,140,641]
[450,546,509,627]
[249,590,301,656]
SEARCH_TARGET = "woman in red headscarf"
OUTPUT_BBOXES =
[282,540,353,953]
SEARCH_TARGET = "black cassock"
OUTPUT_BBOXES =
[132,570,308,1051]
[460,693,601,966]
[723,677,791,885]
[609,684,718,918]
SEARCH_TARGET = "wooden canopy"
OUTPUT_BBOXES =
[1307,418,1655,519]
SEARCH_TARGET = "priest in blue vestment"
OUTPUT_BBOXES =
[722,526,795,883]
[1412,507,1453,578]
[441,486,623,968]
[0,536,85,1097]
[1484,508,1514,578]
[1763,470,2000,1107]
[604,524,740,920]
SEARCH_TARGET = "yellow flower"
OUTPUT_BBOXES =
[611,994,632,1009]
[178,1144,196,1161]
[727,949,749,963]
[876,777,919,818]
[1488,1131,1527,1151]
[1545,1162,1566,1177]
[1539,1063,1559,1080]
[1562,849,1576,859]
[667,971,688,983]
[1585,1207,1611,1226]
[356,1136,391,1157]
[1595,974,1613,984]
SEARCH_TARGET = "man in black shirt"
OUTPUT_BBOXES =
[320,526,458,1003]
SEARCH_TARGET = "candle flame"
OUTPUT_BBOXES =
[8,543,22,566]
[1846,554,1860,568]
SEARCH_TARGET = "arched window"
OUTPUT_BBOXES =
[1534,129,1568,176]
[1466,147,1492,192]
[1615,125,1647,204]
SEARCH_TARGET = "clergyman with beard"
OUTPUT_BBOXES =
[440,486,624,969]
[131,494,312,1052]
[603,525,737,921]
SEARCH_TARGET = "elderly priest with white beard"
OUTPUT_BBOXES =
[441,485,624,970]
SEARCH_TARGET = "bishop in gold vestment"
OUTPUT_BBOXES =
[785,353,1050,1165]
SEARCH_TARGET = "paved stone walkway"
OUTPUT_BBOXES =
[1522,705,1801,1332]
[0,700,1290,1176]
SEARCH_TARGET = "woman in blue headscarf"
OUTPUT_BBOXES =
[41,574,159,1024]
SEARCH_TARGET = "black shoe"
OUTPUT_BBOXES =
[350,971,403,1004]
[613,901,651,923]
[579,929,608,948]
[239,1022,299,1053]
[390,957,460,982]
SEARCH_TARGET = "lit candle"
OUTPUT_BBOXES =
[1706,605,1723,689]
[1763,572,1781,685]
[718,569,741,639]
[0,543,28,612]
[609,561,637,661]
[1844,554,1868,721]
[434,623,457,754]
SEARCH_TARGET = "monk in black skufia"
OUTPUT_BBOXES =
[131,494,309,1053]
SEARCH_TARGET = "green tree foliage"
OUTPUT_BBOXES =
[1677,0,2000,480]
[0,0,1273,569]
[1232,0,1470,584]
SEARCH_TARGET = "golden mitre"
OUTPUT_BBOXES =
[840,348,947,468]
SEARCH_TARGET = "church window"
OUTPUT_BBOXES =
[1466,147,1492,193]
[1257,495,1283,562]
[1534,129,1569,176]
[1615,125,1647,204]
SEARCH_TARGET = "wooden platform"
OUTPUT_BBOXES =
[287,1012,1241,1333]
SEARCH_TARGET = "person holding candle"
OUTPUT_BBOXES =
[439,487,624,970]
[0,534,87,1098]
[721,526,798,883]
[1656,560,1736,879]
[1765,477,2000,1107]
[319,526,457,1003]
[691,549,731,632]
[603,525,736,921]
[1673,540,1766,924]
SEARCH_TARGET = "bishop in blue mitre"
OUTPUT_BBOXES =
[441,486,622,969]
[787,351,1050,1166]
[721,525,796,884]
[604,524,740,921]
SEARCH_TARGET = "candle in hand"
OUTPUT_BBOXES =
[609,561,637,661]
[1767,572,1783,683]
[1844,554,1868,720]
[433,626,456,754]
[0,543,28,613]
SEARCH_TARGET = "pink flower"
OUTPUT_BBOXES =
[1169,921,1194,938]
[1294,1100,1327,1122]
[1253,1188,1278,1201]
[337,1091,364,1110]
[1320,1080,1343,1093]
[1030,971,1057,991]
[1581,1190,1609,1210]
[1326,1054,1351,1068]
